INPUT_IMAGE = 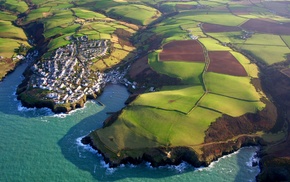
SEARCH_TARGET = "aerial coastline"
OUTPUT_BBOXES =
[1,0,290,181]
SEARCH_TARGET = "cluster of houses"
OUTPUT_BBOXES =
[28,35,138,105]
[240,30,254,40]
[29,36,110,104]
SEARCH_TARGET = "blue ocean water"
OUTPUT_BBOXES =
[0,63,259,181]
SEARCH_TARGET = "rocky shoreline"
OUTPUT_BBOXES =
[81,133,263,168]
[17,87,103,113]
[80,96,277,168]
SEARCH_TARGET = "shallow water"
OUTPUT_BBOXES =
[0,63,260,181]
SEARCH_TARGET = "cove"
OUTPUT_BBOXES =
[0,63,260,181]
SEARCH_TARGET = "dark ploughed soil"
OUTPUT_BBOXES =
[159,40,205,62]
[202,23,241,33]
[207,51,248,76]
[241,19,290,35]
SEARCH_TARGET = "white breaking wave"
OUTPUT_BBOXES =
[197,149,242,172]
[76,136,100,156]
[76,136,118,174]
[51,100,95,118]
[157,161,190,173]
[100,160,117,175]
[17,103,54,116]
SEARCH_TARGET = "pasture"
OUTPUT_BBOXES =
[240,44,289,65]
[199,93,265,117]
[131,85,205,113]
[204,72,262,101]
[149,51,205,85]
[106,4,161,25]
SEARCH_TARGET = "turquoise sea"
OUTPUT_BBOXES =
[0,63,260,181]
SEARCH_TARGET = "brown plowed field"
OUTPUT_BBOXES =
[159,40,205,62]
[207,51,247,76]
[203,23,241,33]
[241,19,290,35]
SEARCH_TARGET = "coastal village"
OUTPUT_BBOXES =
[29,36,135,105]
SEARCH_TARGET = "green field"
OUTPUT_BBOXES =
[205,72,262,101]
[107,4,161,25]
[0,0,28,13]
[95,105,223,153]
[132,85,205,113]
[148,51,205,85]
[240,44,289,65]
[199,38,231,51]
[207,32,245,45]
[0,20,27,40]
[230,51,259,78]
[43,24,81,38]
[0,12,16,21]
[24,7,52,24]
[281,35,290,48]
[47,35,71,51]
[72,8,106,20]
[0,9,29,60]
[244,34,287,46]
[0,38,29,57]
[199,93,264,117]
[43,11,75,30]
[176,10,247,26]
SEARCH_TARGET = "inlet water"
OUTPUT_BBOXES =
[0,63,260,181]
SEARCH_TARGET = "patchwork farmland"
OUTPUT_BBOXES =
[1,0,289,177]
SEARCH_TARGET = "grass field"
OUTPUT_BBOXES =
[207,32,245,45]
[0,11,29,59]
[72,8,106,20]
[43,11,75,30]
[230,51,259,78]
[199,38,231,51]
[281,35,290,48]
[240,44,289,65]
[244,34,287,46]
[24,7,53,24]
[199,93,265,117]
[0,38,29,57]
[0,20,27,40]
[47,35,71,51]
[148,51,205,85]
[107,4,161,25]
[0,12,16,21]
[0,0,28,13]
[131,85,205,113]
[43,24,81,38]
[95,104,223,154]
[205,72,262,101]
[176,10,247,26]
